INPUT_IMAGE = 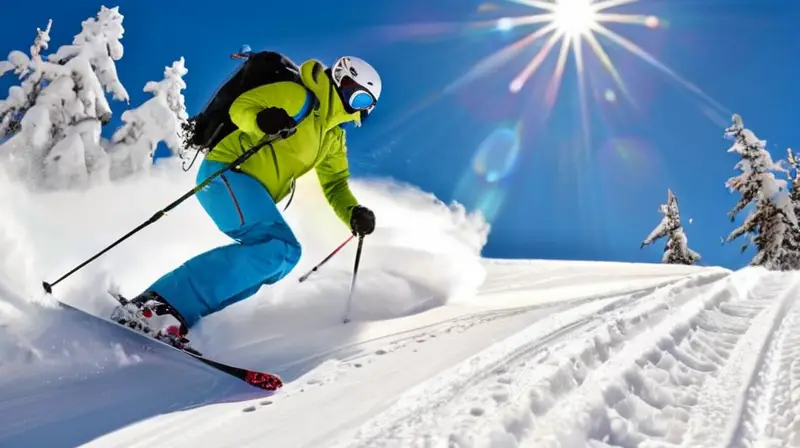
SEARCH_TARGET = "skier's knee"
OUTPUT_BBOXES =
[242,220,301,271]
[269,222,301,268]
[286,239,301,268]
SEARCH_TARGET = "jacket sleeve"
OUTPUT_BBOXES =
[316,129,359,228]
[228,81,308,140]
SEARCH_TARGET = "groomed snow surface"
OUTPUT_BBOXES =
[2,161,800,447]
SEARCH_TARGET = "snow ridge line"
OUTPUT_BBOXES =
[726,275,800,447]
[329,270,728,448]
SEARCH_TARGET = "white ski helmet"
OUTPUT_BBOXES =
[331,56,382,116]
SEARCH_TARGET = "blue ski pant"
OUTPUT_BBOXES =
[146,159,302,327]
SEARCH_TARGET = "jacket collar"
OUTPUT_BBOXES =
[299,59,361,132]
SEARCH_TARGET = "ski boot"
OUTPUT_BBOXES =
[111,291,202,356]
[155,324,202,356]
[110,299,156,335]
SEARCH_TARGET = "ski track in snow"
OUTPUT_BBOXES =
[268,276,700,401]
[728,278,800,448]
[330,269,731,448]
[333,268,800,448]
[678,272,798,448]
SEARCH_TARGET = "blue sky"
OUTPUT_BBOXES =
[1,0,799,269]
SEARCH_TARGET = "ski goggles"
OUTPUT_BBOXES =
[334,73,377,112]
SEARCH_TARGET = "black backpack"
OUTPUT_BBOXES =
[181,50,310,152]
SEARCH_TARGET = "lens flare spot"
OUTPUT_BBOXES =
[509,78,524,93]
[454,173,508,223]
[472,126,521,183]
[614,140,638,163]
[603,88,616,103]
[497,17,515,31]
[474,185,507,222]
[645,15,661,29]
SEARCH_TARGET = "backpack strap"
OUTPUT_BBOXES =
[292,86,319,124]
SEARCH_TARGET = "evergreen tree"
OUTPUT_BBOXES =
[0,6,129,189]
[0,19,52,138]
[640,189,701,265]
[723,114,797,269]
[108,57,188,179]
[779,148,800,269]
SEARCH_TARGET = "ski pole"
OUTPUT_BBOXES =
[297,235,355,283]
[42,135,282,295]
[342,234,365,324]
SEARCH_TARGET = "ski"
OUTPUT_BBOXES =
[55,298,283,391]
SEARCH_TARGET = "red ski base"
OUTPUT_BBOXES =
[193,354,283,391]
[245,371,284,390]
[184,351,283,391]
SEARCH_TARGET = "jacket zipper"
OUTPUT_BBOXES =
[268,142,294,207]
[220,175,245,226]
[269,142,281,180]
[283,178,296,211]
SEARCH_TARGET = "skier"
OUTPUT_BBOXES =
[110,54,381,350]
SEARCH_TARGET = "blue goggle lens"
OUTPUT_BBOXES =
[343,86,375,111]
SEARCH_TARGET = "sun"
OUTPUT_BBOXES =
[552,0,598,37]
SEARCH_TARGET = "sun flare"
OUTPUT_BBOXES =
[441,0,728,151]
[368,0,730,164]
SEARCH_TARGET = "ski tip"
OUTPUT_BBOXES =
[245,371,283,391]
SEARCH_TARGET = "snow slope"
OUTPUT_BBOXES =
[3,159,800,447]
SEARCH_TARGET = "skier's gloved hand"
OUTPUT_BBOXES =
[256,107,297,138]
[350,205,375,236]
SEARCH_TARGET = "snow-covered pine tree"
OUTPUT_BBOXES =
[723,114,798,270]
[0,6,129,189]
[0,19,52,138]
[107,57,189,179]
[778,148,800,269]
[640,188,701,265]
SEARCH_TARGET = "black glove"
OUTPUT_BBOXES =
[256,107,297,137]
[350,205,375,236]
